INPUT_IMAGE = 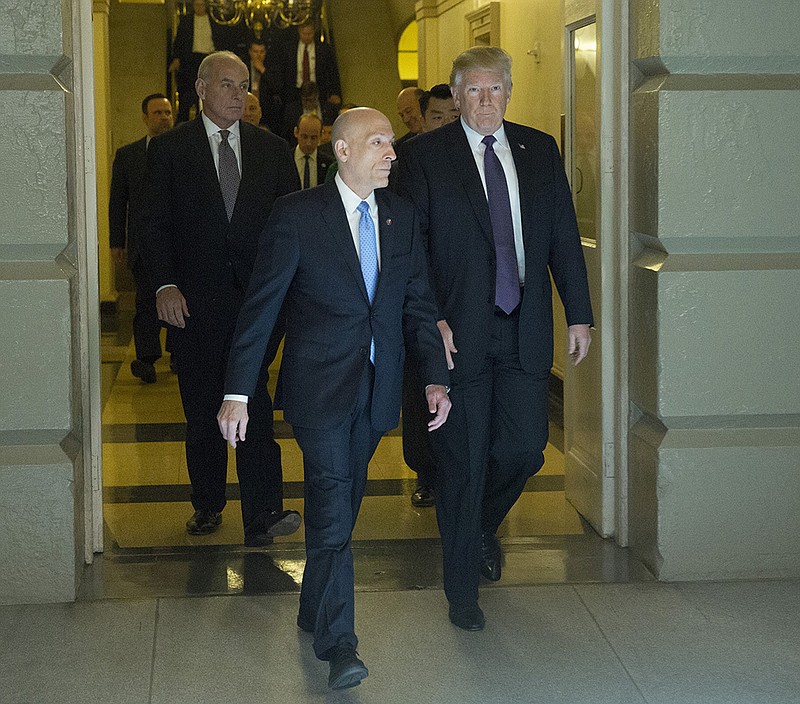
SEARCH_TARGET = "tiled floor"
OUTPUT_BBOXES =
[97,308,632,598]
[6,306,798,702]
[3,580,799,703]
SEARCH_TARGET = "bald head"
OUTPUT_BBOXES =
[396,87,424,134]
[331,108,396,198]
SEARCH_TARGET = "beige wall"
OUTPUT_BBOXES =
[628,0,800,579]
[0,0,94,603]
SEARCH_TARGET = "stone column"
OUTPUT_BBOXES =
[0,0,94,603]
[628,0,800,579]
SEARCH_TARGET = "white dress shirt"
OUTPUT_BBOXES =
[334,173,381,268]
[461,117,525,285]
[296,40,316,87]
[294,145,318,188]
[202,113,242,178]
[223,173,381,404]
[192,15,215,55]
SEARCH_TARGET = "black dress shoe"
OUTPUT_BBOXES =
[247,509,301,537]
[186,509,222,535]
[448,603,485,631]
[411,484,435,508]
[480,531,502,581]
[243,533,274,548]
[130,359,156,384]
[328,647,368,690]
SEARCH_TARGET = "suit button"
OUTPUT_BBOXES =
[359,347,367,356]
[370,312,376,320]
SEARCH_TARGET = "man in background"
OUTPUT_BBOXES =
[293,113,333,188]
[420,83,460,132]
[109,93,174,384]
[394,87,424,149]
[140,51,301,544]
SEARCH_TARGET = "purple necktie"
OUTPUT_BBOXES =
[482,135,520,314]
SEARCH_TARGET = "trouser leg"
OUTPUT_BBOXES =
[401,355,438,487]
[294,365,381,660]
[481,312,550,534]
[431,362,492,607]
[130,258,162,363]
[173,316,229,514]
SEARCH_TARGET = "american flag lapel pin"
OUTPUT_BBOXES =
[385,218,392,226]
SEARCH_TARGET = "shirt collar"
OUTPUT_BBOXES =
[295,145,317,161]
[201,112,241,140]
[460,116,508,151]
[335,172,377,215]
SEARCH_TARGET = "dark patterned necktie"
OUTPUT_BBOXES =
[482,135,520,314]
[218,129,240,221]
[302,44,311,84]
[303,154,310,189]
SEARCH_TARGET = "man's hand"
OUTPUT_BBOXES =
[567,324,591,365]
[110,247,126,265]
[425,384,451,431]
[217,400,248,448]
[437,320,457,370]
[156,286,190,328]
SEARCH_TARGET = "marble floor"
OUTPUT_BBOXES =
[94,301,649,599]
[5,303,797,703]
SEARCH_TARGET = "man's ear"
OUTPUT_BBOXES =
[333,139,348,162]
[294,126,300,140]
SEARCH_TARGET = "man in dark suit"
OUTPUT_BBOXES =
[394,87,424,149]
[140,51,301,543]
[217,108,451,690]
[280,21,341,113]
[292,113,333,188]
[109,93,174,384]
[397,47,593,631]
[169,0,244,122]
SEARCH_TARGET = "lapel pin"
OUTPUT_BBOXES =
[385,218,392,226]
[519,144,526,149]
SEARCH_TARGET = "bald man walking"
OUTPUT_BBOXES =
[218,108,450,690]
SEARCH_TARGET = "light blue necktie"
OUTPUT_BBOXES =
[357,200,378,363]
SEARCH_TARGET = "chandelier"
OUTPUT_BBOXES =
[205,0,317,38]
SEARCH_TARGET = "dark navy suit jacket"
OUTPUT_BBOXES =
[397,119,593,380]
[224,180,449,431]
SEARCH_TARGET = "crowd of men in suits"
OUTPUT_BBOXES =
[109,39,592,691]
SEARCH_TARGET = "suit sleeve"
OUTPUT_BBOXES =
[401,210,450,388]
[545,135,594,327]
[278,138,302,196]
[108,149,129,249]
[138,136,178,290]
[225,197,300,396]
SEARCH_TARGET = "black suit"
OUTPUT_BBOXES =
[294,146,333,189]
[109,136,162,363]
[171,14,244,121]
[224,180,448,659]
[281,39,341,104]
[397,119,593,607]
[140,115,300,531]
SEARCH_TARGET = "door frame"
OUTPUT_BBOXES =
[563,0,630,543]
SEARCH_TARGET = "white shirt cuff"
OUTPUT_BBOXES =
[156,284,177,294]
[223,394,249,403]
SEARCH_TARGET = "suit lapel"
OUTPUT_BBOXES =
[231,120,255,225]
[321,181,371,303]
[505,121,535,233]
[442,122,493,243]
[374,189,395,302]
[191,115,229,224]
